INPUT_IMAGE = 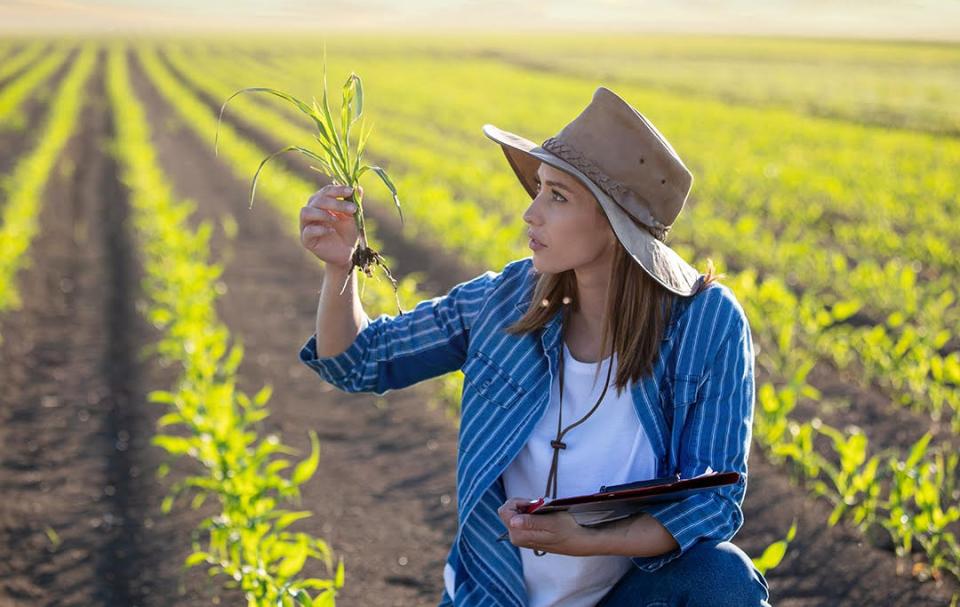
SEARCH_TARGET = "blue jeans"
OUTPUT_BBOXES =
[437,540,771,606]
[596,540,771,607]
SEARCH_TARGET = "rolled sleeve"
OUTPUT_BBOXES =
[299,325,372,385]
[632,479,746,571]
[632,304,755,572]
[298,268,503,395]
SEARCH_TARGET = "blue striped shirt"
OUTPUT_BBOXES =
[300,257,756,607]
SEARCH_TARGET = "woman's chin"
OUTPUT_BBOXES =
[531,254,558,274]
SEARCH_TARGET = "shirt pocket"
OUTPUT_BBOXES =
[660,373,700,434]
[462,351,526,410]
[671,373,701,408]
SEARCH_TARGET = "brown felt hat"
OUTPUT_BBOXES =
[483,86,701,296]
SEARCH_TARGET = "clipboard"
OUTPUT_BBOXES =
[515,471,740,527]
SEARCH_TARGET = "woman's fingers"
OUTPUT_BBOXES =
[299,185,362,265]
[498,498,531,523]
[300,205,339,226]
[307,185,361,213]
[300,223,332,247]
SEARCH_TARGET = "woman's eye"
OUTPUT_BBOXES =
[534,181,566,202]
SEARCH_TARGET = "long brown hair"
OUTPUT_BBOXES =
[505,240,720,396]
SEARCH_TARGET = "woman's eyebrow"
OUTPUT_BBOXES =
[535,175,573,193]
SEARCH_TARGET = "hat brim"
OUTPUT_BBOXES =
[482,124,701,297]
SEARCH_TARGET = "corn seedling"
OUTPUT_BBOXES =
[215,46,404,313]
[752,519,798,576]
[110,47,342,604]
[809,421,883,527]
[884,433,960,581]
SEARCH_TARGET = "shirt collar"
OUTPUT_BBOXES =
[512,280,690,343]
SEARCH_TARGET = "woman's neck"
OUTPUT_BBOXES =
[564,314,611,363]
[566,259,613,362]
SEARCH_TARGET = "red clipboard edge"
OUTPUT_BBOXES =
[518,472,741,514]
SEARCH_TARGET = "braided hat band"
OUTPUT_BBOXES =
[541,136,671,242]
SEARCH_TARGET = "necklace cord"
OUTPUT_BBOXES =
[535,307,617,557]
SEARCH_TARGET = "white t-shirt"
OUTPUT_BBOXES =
[444,343,658,605]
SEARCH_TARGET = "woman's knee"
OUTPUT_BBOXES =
[672,540,770,606]
[597,540,771,607]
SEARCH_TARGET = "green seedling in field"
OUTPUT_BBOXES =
[752,518,798,576]
[884,432,960,582]
[110,47,342,605]
[215,47,404,311]
[809,421,882,527]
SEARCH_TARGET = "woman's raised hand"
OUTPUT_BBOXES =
[300,184,363,270]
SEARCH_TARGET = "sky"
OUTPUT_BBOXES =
[0,0,958,40]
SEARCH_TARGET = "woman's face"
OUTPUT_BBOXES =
[523,163,617,275]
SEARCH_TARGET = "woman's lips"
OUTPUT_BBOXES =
[528,236,546,251]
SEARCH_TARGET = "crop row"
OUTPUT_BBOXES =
[0,46,72,131]
[0,46,94,331]
[733,270,959,583]
[0,41,50,86]
[106,45,343,606]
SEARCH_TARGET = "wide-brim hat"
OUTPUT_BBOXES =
[482,86,701,296]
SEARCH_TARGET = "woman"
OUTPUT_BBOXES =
[298,87,771,606]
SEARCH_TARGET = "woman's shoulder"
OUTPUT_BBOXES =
[673,278,751,347]
[691,279,747,323]
[477,256,536,300]
[447,258,535,324]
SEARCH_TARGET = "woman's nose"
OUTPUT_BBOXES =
[523,197,541,226]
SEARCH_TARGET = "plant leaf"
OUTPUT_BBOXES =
[216,87,326,155]
[291,431,320,486]
[367,165,403,226]
[318,64,348,179]
[275,511,313,532]
[184,552,211,568]
[250,145,332,208]
[276,536,309,578]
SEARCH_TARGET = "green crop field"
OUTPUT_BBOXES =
[0,32,957,606]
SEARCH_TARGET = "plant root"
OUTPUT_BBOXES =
[338,245,404,316]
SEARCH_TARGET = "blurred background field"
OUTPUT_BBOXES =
[0,2,959,605]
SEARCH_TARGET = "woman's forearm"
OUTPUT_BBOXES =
[315,265,369,358]
[586,512,680,558]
